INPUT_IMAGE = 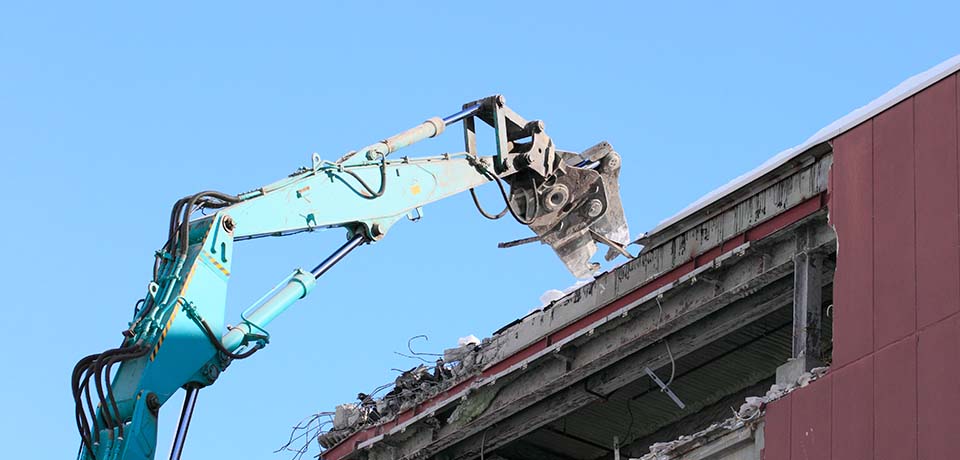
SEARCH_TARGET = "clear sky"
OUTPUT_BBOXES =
[2,2,958,459]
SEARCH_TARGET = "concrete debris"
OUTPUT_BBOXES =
[442,341,482,373]
[333,404,362,430]
[317,339,487,451]
[735,396,765,422]
[634,366,830,460]
[317,428,350,450]
[643,421,735,460]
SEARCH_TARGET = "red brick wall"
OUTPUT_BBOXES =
[763,73,960,460]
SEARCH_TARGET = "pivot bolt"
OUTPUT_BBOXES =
[604,153,621,170]
[221,215,236,234]
[146,392,161,415]
[527,120,545,134]
[586,199,604,218]
[370,223,384,239]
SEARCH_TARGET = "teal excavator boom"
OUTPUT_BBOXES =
[71,95,630,460]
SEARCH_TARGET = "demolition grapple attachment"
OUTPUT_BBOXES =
[463,96,631,278]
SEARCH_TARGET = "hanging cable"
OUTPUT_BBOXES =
[663,340,676,388]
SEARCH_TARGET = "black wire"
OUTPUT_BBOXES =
[341,154,387,199]
[469,188,508,220]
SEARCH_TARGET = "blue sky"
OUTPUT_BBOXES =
[1,2,957,459]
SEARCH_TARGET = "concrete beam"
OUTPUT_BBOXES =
[791,224,824,366]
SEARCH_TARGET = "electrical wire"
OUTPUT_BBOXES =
[663,340,676,388]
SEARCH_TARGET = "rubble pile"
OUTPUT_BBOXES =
[317,339,485,450]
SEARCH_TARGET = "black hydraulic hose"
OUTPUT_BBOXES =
[342,154,388,199]
[78,361,100,443]
[72,344,151,458]
[72,354,98,455]
[469,188,508,220]
[102,345,149,438]
[464,154,537,225]
[155,197,191,280]
[178,192,240,257]
[196,316,262,360]
[90,348,125,432]
[493,175,538,225]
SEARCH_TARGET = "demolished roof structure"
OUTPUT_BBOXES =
[314,54,960,460]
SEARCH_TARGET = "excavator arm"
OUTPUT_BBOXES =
[71,96,630,460]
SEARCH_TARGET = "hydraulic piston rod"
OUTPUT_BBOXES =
[220,235,364,352]
[168,386,199,460]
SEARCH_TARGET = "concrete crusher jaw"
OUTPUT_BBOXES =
[462,95,630,278]
[506,141,630,278]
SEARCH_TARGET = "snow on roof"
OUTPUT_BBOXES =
[647,53,960,236]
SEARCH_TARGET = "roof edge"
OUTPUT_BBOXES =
[645,53,960,238]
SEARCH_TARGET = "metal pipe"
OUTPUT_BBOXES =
[443,104,481,126]
[168,387,199,460]
[311,234,365,278]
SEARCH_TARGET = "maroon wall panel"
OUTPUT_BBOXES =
[874,337,918,460]
[763,395,792,460]
[831,356,873,459]
[872,100,917,348]
[915,75,960,328]
[790,376,831,460]
[830,120,875,367]
[768,69,960,460]
[917,315,960,458]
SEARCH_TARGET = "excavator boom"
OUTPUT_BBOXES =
[71,95,630,460]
